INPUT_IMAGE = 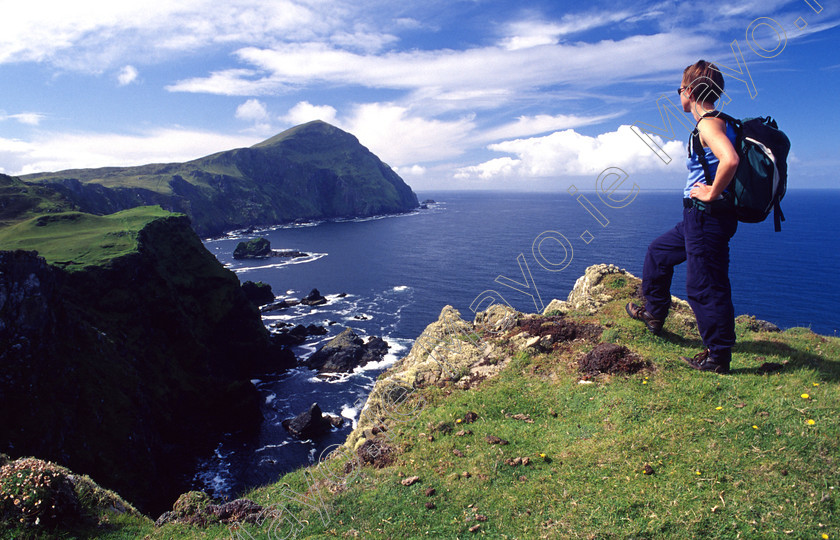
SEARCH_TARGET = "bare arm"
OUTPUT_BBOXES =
[690,116,739,203]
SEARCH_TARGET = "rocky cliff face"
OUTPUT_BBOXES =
[0,215,288,515]
[22,121,419,236]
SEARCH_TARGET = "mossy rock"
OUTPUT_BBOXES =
[233,237,271,259]
[172,491,213,518]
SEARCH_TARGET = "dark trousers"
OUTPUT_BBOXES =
[642,205,738,364]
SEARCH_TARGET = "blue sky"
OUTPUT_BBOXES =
[1,0,838,191]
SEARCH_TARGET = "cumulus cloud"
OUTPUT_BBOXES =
[456,125,684,180]
[117,65,139,85]
[235,99,269,122]
[281,102,338,126]
[0,129,260,176]
[339,103,476,166]
[393,164,426,177]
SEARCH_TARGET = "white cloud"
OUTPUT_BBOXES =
[281,102,338,126]
[0,0,331,71]
[1,112,45,126]
[479,112,624,143]
[168,32,708,106]
[499,11,635,50]
[339,103,475,166]
[456,125,685,180]
[117,65,139,85]
[394,164,426,177]
[235,99,270,122]
[1,129,260,176]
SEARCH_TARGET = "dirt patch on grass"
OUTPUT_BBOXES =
[578,343,650,376]
[517,315,602,344]
[356,439,396,468]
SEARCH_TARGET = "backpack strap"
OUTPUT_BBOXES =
[689,126,713,186]
[774,200,785,232]
[689,111,741,186]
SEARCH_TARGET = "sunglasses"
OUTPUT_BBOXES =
[677,86,687,96]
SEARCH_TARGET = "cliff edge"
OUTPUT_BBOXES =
[0,207,288,515]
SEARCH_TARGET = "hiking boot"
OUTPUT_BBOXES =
[679,349,730,374]
[625,303,662,336]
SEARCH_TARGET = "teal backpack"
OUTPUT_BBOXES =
[690,112,791,231]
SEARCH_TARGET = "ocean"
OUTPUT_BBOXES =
[194,188,840,499]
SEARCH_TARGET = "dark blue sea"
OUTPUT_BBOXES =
[194,189,840,498]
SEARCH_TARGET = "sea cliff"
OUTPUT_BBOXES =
[0,208,291,515]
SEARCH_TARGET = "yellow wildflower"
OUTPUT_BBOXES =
[752,425,759,429]
[715,406,723,410]
[813,383,820,386]
[807,419,816,425]
[801,393,810,399]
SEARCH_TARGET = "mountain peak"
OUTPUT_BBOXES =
[252,120,351,149]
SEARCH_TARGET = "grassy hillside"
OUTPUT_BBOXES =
[20,121,419,236]
[6,266,836,538]
[0,205,174,271]
[0,173,74,228]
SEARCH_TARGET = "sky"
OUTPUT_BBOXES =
[1,0,838,192]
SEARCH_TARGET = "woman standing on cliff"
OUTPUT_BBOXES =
[626,60,739,374]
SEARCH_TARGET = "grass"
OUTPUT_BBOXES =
[3,276,838,539]
[0,205,177,271]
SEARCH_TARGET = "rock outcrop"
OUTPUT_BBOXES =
[300,288,328,306]
[305,328,389,372]
[241,280,275,306]
[233,237,271,259]
[341,265,644,451]
[281,403,344,439]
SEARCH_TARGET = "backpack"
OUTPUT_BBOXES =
[690,111,790,231]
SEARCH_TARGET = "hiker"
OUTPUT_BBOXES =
[626,60,739,374]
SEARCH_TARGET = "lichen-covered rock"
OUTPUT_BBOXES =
[473,303,519,335]
[736,315,781,333]
[542,263,689,316]
[343,306,490,450]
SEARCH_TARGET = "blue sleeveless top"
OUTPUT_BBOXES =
[684,121,737,198]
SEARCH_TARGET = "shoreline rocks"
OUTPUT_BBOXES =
[305,327,389,372]
[281,403,344,439]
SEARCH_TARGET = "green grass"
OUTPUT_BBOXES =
[0,205,177,271]
[4,280,838,539]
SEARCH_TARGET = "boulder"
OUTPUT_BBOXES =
[233,237,271,259]
[241,281,275,306]
[282,403,343,439]
[300,288,328,306]
[305,328,390,372]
